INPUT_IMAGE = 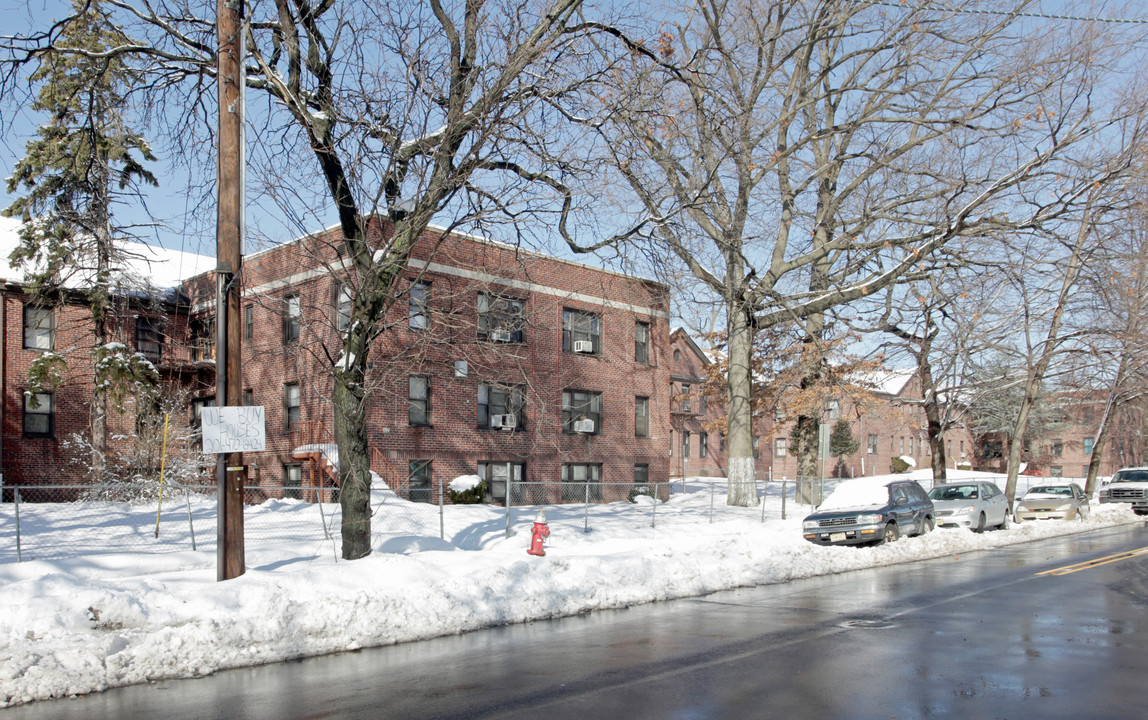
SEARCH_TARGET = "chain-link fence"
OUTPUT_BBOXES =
[0,472,1067,564]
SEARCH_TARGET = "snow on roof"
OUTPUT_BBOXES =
[0,215,214,293]
[861,368,915,396]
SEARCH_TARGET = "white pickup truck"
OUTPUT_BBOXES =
[1099,467,1148,515]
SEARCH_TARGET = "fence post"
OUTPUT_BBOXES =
[583,481,591,533]
[14,488,22,563]
[316,486,331,541]
[504,472,514,538]
[761,477,767,523]
[781,477,787,521]
[709,482,715,524]
[650,482,657,529]
[438,477,445,541]
[185,488,198,551]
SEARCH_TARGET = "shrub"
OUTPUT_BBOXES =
[449,481,486,504]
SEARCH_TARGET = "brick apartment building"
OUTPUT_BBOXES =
[175,220,673,502]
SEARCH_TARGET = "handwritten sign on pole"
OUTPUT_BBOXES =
[202,406,266,454]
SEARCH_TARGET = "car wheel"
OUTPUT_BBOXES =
[998,512,1010,530]
[878,523,899,545]
[973,512,986,533]
[921,515,934,535]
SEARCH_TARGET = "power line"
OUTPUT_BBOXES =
[850,0,1148,24]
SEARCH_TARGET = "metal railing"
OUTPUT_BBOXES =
[0,472,1072,565]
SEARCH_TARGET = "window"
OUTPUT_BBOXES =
[682,431,691,459]
[634,396,649,437]
[562,463,602,501]
[191,396,215,431]
[562,389,601,434]
[634,322,650,364]
[409,460,433,503]
[774,407,786,423]
[673,349,682,363]
[284,383,301,430]
[334,284,352,331]
[670,430,673,456]
[23,305,54,350]
[283,294,301,342]
[136,316,162,362]
[477,293,524,342]
[409,375,431,426]
[700,432,708,458]
[244,389,254,406]
[478,383,524,430]
[679,384,691,413]
[191,318,214,362]
[409,281,430,330]
[868,434,878,454]
[753,436,760,459]
[478,461,523,504]
[698,394,707,416]
[827,399,840,420]
[1050,466,1063,477]
[244,305,254,340]
[1052,439,1063,457]
[23,392,54,437]
[283,464,302,500]
[634,464,649,485]
[720,433,726,452]
[562,309,601,354]
[775,437,787,457]
[1084,437,1094,454]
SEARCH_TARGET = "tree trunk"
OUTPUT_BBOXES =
[793,415,821,504]
[334,367,372,559]
[918,360,947,483]
[1003,374,1041,505]
[725,306,757,506]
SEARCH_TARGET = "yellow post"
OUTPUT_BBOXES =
[154,413,171,538]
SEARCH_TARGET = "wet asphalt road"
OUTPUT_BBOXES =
[9,523,1148,719]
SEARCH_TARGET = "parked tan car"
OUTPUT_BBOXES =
[1014,483,1090,523]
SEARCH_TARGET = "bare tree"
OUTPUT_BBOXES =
[1074,192,1148,493]
[2,0,617,559]
[562,0,1145,505]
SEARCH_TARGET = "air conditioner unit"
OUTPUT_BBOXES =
[573,340,594,353]
[573,418,595,433]
[490,330,511,343]
[495,414,517,430]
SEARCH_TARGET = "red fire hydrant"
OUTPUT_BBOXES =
[527,510,550,556]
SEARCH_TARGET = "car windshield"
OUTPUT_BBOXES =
[819,479,893,510]
[928,485,979,501]
[1111,470,1148,483]
[1027,486,1072,497]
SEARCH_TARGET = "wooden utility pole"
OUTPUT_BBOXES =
[216,0,245,581]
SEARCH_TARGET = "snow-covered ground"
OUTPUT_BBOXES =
[1,469,1140,707]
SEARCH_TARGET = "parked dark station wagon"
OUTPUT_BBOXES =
[803,477,935,546]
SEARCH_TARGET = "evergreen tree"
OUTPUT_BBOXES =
[3,0,157,477]
[829,419,859,459]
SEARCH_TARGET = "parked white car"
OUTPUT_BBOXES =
[927,481,1010,532]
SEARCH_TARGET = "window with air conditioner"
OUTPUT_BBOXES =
[562,309,600,355]
[477,293,524,343]
[562,389,601,434]
[478,383,524,430]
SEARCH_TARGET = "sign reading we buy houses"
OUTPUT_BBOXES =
[201,407,267,453]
